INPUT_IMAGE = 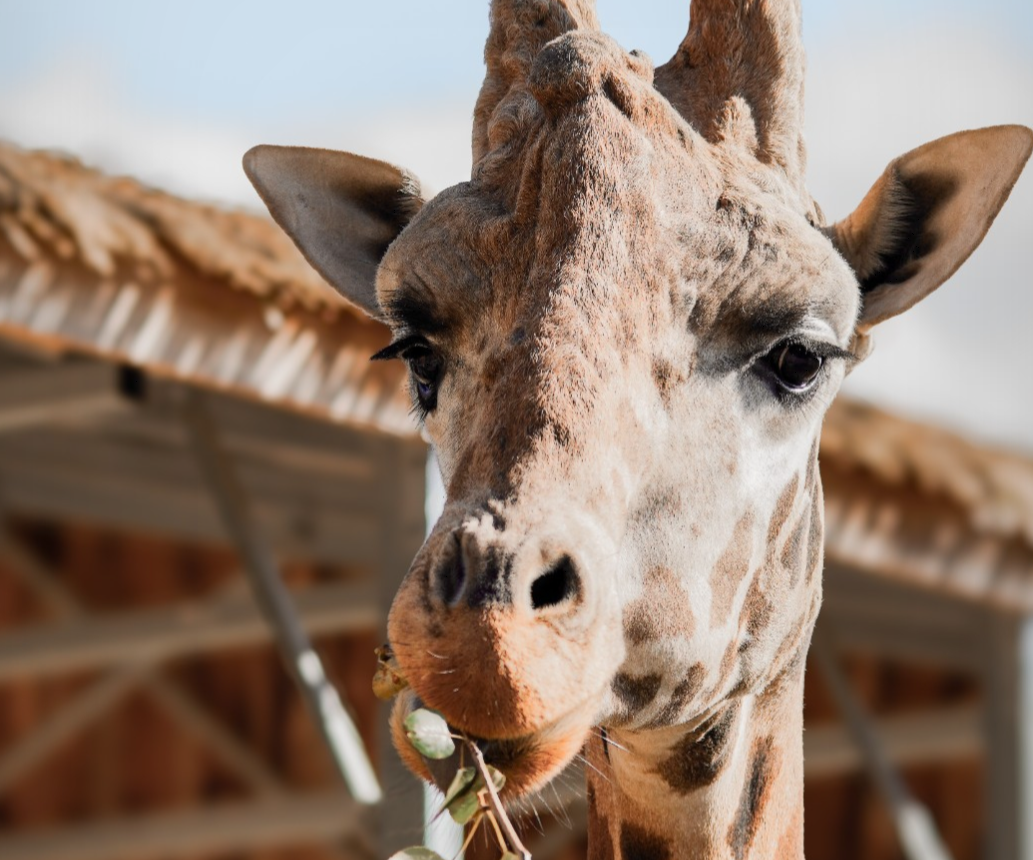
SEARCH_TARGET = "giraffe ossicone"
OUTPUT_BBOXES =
[245,2,1031,857]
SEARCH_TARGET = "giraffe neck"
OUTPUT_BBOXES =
[586,665,806,860]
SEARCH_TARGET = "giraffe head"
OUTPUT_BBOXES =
[245,1,1031,799]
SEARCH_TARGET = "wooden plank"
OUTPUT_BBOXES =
[0,427,384,518]
[815,613,982,672]
[121,378,386,478]
[0,792,363,860]
[820,564,984,670]
[0,337,61,367]
[0,363,125,433]
[0,466,383,566]
[376,438,429,857]
[824,564,979,631]
[0,581,380,682]
[804,704,982,779]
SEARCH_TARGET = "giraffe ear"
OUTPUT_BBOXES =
[828,125,1032,330]
[243,145,425,319]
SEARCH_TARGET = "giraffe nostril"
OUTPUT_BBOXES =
[435,534,466,606]
[530,555,580,611]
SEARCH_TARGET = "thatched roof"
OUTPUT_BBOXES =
[823,400,1033,545]
[0,143,345,316]
[821,399,1033,610]
[0,141,411,435]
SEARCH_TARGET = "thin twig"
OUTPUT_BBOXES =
[466,740,531,860]
[483,801,508,853]
[457,812,484,860]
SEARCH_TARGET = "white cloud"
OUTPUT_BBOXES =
[0,55,474,207]
[0,56,258,205]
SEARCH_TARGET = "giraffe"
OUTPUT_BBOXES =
[243,1,1031,856]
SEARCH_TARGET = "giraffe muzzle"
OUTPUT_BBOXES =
[385,505,625,793]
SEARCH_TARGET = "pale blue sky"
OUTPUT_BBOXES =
[3,1,1030,122]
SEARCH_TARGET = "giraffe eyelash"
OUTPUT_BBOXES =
[370,334,428,362]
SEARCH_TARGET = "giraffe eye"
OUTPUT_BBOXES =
[406,348,443,411]
[767,342,823,392]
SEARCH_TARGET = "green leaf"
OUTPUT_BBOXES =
[442,769,484,825]
[485,764,506,793]
[446,789,481,825]
[403,709,455,759]
[441,766,476,808]
[387,848,447,860]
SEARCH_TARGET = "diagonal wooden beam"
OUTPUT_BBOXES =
[0,663,144,793]
[0,526,287,797]
[0,529,365,850]
[813,632,955,860]
[0,528,79,615]
[139,672,285,798]
[0,520,373,854]
[184,389,382,805]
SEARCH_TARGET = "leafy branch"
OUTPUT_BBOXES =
[388,708,530,860]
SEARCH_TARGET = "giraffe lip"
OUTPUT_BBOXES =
[421,728,532,793]
[394,687,603,799]
[404,694,533,784]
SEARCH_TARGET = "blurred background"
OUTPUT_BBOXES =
[0,2,1031,859]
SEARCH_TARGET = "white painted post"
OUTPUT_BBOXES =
[983,611,1033,860]
[377,437,434,856]
[422,449,465,858]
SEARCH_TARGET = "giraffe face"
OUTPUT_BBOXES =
[382,31,859,796]
[242,5,1029,842]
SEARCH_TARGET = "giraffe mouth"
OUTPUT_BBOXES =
[390,688,597,800]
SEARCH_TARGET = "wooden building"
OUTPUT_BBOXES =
[0,143,1031,860]
[0,142,428,859]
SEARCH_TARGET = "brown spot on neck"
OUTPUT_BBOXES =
[781,509,808,588]
[651,356,683,406]
[805,486,824,586]
[612,672,663,718]
[619,821,672,860]
[767,473,800,545]
[623,565,695,645]
[710,510,755,628]
[805,437,819,488]
[741,574,774,640]
[656,701,740,794]
[728,734,779,860]
[588,783,616,860]
[647,662,707,727]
